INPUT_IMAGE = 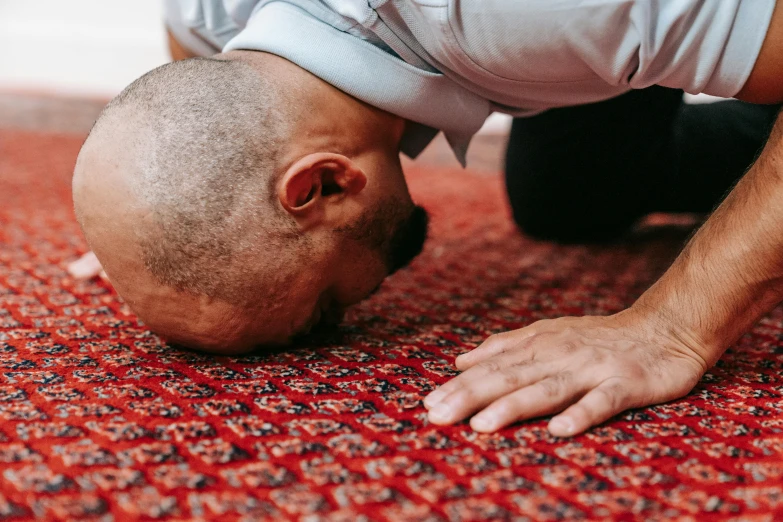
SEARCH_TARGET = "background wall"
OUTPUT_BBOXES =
[0,0,513,132]
[0,0,169,97]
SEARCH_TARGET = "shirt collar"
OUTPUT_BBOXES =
[223,1,491,166]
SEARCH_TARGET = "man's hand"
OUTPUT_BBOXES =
[426,105,783,438]
[425,21,783,435]
[423,311,707,437]
[67,252,108,281]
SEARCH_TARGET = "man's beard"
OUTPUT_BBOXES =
[338,198,429,275]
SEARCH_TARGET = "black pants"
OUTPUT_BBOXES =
[504,86,781,243]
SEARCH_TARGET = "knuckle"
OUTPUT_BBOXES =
[490,331,513,343]
[607,382,631,407]
[554,370,572,385]
[435,383,456,396]
[447,387,473,406]
[482,334,508,354]
[500,368,521,388]
[539,377,561,398]
[597,383,624,411]
[622,364,646,382]
[568,404,591,426]
[483,334,500,347]
[477,360,501,373]
[531,319,553,331]
[510,357,535,370]
[591,351,607,365]
[560,340,578,354]
[604,390,621,412]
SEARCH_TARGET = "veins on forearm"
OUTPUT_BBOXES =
[635,111,783,358]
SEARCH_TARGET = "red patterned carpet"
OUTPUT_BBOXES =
[1,128,783,521]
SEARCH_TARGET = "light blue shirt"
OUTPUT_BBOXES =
[166,0,776,166]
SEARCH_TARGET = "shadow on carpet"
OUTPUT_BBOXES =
[1,129,782,521]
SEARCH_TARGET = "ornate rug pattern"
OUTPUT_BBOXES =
[1,129,783,521]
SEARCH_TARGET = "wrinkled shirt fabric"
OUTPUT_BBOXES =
[165,0,775,165]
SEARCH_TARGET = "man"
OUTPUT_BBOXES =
[71,0,783,437]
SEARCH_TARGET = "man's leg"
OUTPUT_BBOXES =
[664,99,780,212]
[504,86,780,243]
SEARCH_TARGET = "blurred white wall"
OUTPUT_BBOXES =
[0,0,518,131]
[0,0,170,97]
[0,0,718,132]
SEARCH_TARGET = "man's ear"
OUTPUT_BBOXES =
[278,152,367,215]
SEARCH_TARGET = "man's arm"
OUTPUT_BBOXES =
[167,28,202,61]
[736,0,783,104]
[424,2,783,436]
[634,119,783,366]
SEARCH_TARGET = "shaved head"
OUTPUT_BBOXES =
[87,57,299,304]
[72,52,427,353]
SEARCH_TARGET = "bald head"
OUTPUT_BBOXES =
[73,52,425,353]
[104,56,299,302]
[74,55,311,349]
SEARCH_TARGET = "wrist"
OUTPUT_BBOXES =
[625,283,724,372]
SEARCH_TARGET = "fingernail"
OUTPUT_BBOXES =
[471,415,494,432]
[423,390,446,408]
[428,403,452,423]
[549,417,574,435]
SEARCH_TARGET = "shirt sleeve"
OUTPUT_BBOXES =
[163,0,261,57]
[566,0,777,97]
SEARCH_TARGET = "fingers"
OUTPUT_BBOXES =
[424,348,537,409]
[433,315,666,437]
[455,325,545,370]
[426,359,551,425]
[424,359,504,410]
[67,252,103,279]
[547,379,631,437]
[468,372,585,432]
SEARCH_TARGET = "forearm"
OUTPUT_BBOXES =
[424,126,783,434]
[167,28,203,61]
[632,111,783,367]
[426,114,783,437]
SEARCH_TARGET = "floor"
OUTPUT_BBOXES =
[1,92,782,521]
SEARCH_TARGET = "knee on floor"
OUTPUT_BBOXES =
[508,200,635,244]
